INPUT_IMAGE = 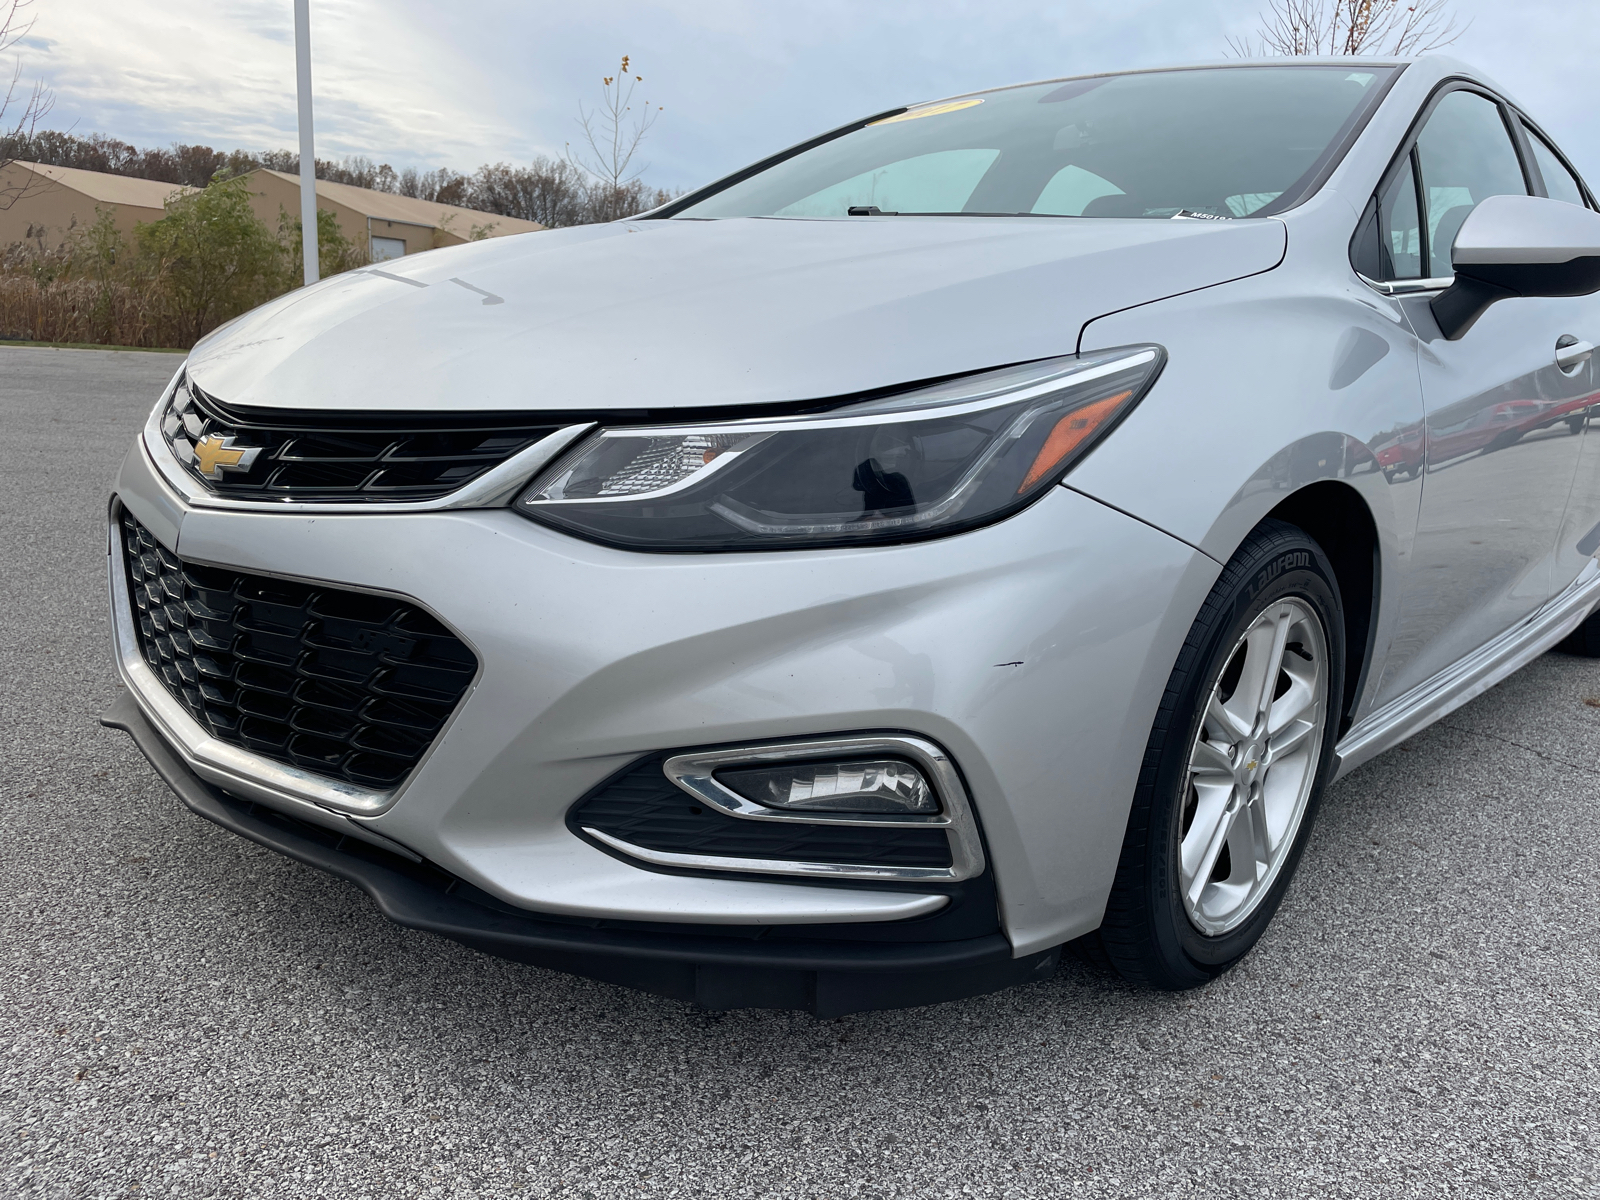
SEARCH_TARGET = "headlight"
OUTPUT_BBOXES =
[513,345,1163,551]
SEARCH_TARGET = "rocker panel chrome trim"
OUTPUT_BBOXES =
[1335,559,1600,776]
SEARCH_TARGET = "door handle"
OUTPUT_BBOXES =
[1556,336,1595,371]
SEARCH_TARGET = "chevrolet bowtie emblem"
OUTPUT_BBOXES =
[191,434,262,480]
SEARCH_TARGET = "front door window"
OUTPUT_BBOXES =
[1413,91,1529,277]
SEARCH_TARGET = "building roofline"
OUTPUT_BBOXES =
[247,168,541,233]
[6,160,196,206]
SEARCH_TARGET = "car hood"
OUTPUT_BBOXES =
[186,215,1286,414]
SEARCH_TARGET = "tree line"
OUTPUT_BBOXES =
[0,130,676,228]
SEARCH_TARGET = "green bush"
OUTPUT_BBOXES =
[136,175,289,343]
[278,203,368,280]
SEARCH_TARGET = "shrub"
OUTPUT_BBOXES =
[135,175,286,344]
[277,204,369,279]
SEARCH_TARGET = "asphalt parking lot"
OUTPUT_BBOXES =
[2,343,1597,1199]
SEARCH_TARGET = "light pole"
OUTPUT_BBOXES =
[294,0,319,287]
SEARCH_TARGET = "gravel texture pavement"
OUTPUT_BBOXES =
[2,345,1597,1199]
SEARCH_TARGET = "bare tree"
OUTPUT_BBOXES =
[1229,0,1464,57]
[0,0,53,208]
[565,55,663,195]
[472,158,588,227]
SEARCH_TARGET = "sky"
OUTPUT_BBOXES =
[11,0,1599,193]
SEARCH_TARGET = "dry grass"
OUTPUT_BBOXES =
[0,175,365,351]
[0,276,186,348]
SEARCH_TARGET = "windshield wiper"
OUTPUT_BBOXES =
[844,208,1073,218]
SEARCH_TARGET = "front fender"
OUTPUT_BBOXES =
[1065,256,1426,730]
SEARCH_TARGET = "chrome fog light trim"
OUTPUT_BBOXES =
[580,828,968,887]
[659,734,986,881]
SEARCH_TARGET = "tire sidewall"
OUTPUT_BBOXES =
[1146,532,1346,979]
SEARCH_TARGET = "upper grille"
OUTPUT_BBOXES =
[119,512,477,789]
[571,756,954,869]
[159,376,564,502]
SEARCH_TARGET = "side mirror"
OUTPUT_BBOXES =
[1432,194,1600,339]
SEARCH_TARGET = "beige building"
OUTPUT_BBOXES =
[0,161,193,250]
[238,169,542,260]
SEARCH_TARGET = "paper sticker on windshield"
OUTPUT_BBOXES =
[870,98,984,126]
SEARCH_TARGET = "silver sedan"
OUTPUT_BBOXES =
[105,55,1600,1014]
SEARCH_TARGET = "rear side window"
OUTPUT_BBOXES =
[1413,91,1529,277]
[1523,125,1589,208]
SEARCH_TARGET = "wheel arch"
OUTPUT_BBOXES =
[1261,481,1380,737]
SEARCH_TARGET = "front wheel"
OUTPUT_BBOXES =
[1094,520,1345,989]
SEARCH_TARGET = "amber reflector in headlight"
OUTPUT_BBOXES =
[514,345,1164,551]
[715,758,940,815]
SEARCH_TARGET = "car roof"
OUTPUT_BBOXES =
[910,55,1506,112]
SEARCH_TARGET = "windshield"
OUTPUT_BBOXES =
[671,66,1394,221]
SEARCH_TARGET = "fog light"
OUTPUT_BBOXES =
[715,759,939,815]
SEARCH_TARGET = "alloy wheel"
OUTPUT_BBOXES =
[1179,598,1328,936]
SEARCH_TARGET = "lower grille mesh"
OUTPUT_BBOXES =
[119,512,476,788]
[571,756,954,869]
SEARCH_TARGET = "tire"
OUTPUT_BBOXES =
[1093,519,1346,989]
[1569,415,1586,436]
[1556,609,1600,657]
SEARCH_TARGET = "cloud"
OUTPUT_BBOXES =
[12,0,1600,189]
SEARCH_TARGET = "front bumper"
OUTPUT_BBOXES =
[103,692,1055,1016]
[110,430,1219,966]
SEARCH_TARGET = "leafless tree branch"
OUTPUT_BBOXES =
[564,54,663,198]
[0,0,55,210]
[1227,0,1465,58]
